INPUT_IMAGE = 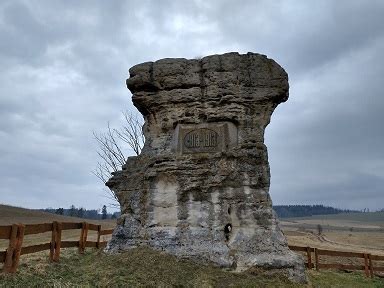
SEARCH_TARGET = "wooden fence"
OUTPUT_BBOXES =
[289,245,384,278]
[1,224,383,278]
[0,222,114,273]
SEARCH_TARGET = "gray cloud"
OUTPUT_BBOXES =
[267,32,384,210]
[0,0,383,211]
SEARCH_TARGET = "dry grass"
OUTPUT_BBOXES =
[285,229,384,256]
[283,214,384,278]
[0,248,302,287]
[2,204,383,258]
[1,206,384,286]
[0,204,115,250]
[0,204,116,226]
[1,248,383,287]
[282,212,384,256]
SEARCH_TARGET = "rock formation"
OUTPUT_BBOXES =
[105,52,306,282]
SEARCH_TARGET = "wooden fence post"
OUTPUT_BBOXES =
[2,224,18,273]
[368,254,374,278]
[84,222,89,252]
[96,225,101,249]
[364,253,370,277]
[10,224,25,273]
[53,222,62,262]
[314,248,319,271]
[50,222,57,262]
[306,246,312,269]
[79,222,85,253]
[79,222,89,254]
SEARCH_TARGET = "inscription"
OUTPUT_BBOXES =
[184,128,218,149]
[175,122,237,155]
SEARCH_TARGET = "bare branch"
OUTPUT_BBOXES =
[93,110,145,208]
[114,111,145,156]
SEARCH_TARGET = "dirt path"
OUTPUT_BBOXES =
[285,229,384,256]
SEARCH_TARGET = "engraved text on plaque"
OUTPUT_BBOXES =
[184,128,218,149]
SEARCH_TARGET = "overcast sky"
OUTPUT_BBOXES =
[0,0,383,212]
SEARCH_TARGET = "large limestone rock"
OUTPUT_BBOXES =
[106,52,306,282]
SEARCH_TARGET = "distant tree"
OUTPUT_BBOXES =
[77,207,85,218]
[317,224,323,235]
[42,207,110,220]
[273,205,359,218]
[55,208,64,215]
[69,205,76,217]
[102,205,108,220]
[84,209,100,220]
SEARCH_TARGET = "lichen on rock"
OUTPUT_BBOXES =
[105,52,307,283]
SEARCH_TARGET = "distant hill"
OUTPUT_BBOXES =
[0,204,115,227]
[285,211,384,224]
[273,205,359,218]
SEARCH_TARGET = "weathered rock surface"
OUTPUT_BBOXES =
[105,52,306,283]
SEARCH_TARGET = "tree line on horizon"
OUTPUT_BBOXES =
[40,205,120,220]
[273,204,360,218]
[39,204,371,221]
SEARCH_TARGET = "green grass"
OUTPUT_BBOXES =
[0,248,298,287]
[1,247,384,287]
[309,270,384,288]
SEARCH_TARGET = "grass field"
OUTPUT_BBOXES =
[1,247,384,287]
[2,204,382,254]
[1,205,384,287]
[0,204,115,250]
[281,212,384,256]
[286,212,384,224]
[0,204,116,226]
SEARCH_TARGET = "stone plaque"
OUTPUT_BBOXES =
[174,122,238,155]
[184,128,218,151]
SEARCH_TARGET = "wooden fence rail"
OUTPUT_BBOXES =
[0,221,114,273]
[289,245,384,278]
[1,224,383,278]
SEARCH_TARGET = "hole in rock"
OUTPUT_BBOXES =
[224,223,232,233]
[227,207,231,215]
